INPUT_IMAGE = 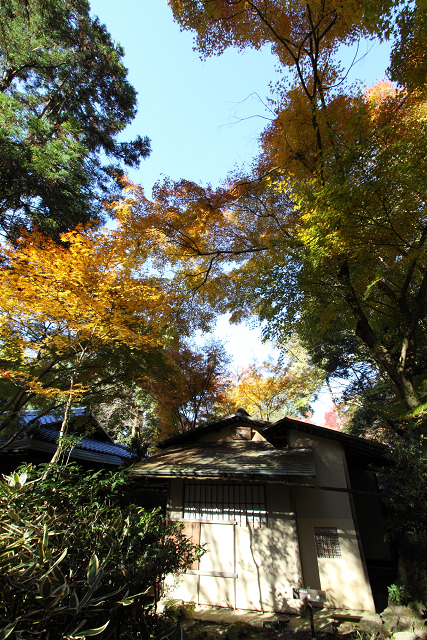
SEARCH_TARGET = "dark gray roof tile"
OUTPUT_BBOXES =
[38,427,134,460]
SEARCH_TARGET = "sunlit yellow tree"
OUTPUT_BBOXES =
[0,225,175,456]
[224,355,322,421]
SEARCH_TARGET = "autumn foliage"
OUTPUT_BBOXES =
[102,0,427,431]
[0,225,175,435]
[224,357,322,421]
[142,340,231,439]
[3,0,427,441]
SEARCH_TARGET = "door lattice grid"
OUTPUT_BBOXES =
[183,483,266,525]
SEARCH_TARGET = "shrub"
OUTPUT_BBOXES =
[0,464,200,640]
[387,584,408,606]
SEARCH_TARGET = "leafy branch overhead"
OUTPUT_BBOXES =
[105,0,427,427]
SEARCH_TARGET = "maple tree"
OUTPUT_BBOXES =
[388,3,427,93]
[167,0,396,180]
[143,339,231,439]
[0,224,175,456]
[154,3,427,596]
[0,0,150,240]
[322,406,347,431]
[108,0,424,433]
[224,354,322,421]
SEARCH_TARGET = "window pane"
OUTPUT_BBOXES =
[314,527,342,558]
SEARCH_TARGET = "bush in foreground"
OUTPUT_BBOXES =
[0,464,200,640]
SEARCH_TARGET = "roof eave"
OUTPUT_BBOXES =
[131,470,316,480]
[263,417,389,463]
[0,438,125,466]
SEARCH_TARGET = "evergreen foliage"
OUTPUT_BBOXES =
[0,0,150,240]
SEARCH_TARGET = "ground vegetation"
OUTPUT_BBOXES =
[0,463,201,640]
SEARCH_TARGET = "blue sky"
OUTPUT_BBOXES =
[90,0,280,192]
[90,1,391,195]
[89,1,392,415]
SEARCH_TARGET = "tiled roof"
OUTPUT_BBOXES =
[38,427,134,460]
[21,408,87,425]
[20,407,117,445]
[132,441,315,479]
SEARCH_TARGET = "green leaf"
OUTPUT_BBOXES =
[51,565,65,583]
[117,598,134,606]
[18,472,27,487]
[69,621,110,638]
[39,548,68,580]
[90,586,125,604]
[42,523,49,551]
[87,554,99,586]
[18,562,36,580]
[39,577,53,600]
[0,622,16,640]
[69,589,79,611]
[51,579,69,597]
[79,566,105,608]
[404,400,427,418]
[2,522,24,535]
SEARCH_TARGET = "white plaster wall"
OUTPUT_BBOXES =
[198,425,234,442]
[165,572,198,603]
[167,481,302,613]
[289,429,375,612]
[234,484,302,612]
[235,513,301,612]
[197,424,268,443]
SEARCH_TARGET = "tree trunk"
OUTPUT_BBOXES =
[49,375,75,467]
[339,259,423,417]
